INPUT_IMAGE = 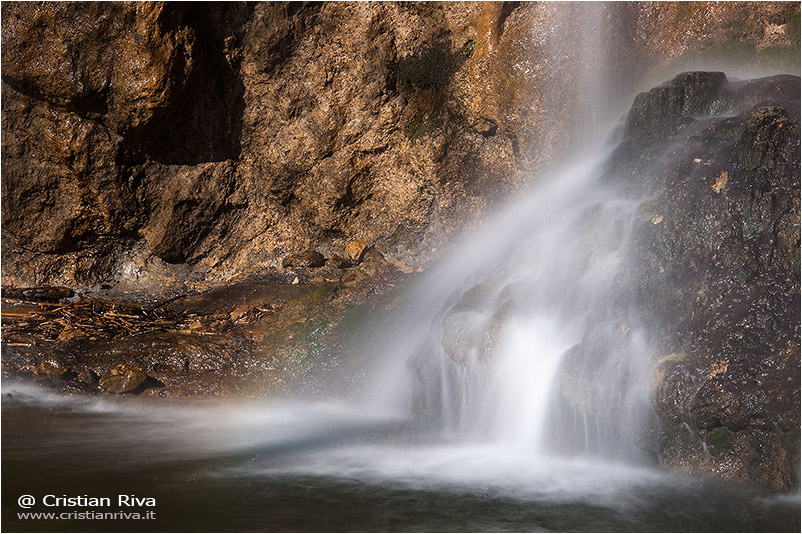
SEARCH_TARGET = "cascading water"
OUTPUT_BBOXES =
[363,2,654,465]
[4,4,800,532]
[365,147,653,463]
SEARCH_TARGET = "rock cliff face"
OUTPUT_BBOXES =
[608,72,800,490]
[1,1,800,492]
[2,1,799,296]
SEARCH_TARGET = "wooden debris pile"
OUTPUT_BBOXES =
[1,286,282,348]
[1,287,183,347]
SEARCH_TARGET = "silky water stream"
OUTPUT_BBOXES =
[2,4,801,530]
[2,150,799,532]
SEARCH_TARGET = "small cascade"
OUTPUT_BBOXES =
[365,149,654,463]
[358,2,665,466]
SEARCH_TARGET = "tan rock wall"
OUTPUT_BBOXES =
[2,1,798,295]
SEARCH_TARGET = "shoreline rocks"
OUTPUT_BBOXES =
[1,250,414,398]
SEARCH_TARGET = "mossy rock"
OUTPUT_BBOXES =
[707,426,734,450]
[286,283,337,313]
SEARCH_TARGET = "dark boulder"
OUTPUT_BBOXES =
[625,71,728,134]
[609,72,800,490]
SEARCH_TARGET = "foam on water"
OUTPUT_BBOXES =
[2,383,671,506]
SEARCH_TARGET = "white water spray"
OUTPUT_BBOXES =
[360,2,658,463]
[364,146,653,463]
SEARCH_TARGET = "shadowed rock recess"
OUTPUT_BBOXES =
[1,2,800,490]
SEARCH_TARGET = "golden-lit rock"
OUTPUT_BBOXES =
[282,251,326,269]
[394,261,415,274]
[343,240,368,264]
[98,364,147,394]
[2,2,797,292]
[37,357,67,379]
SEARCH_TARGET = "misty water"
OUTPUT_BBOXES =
[3,4,801,531]
[2,381,800,532]
[2,148,800,532]
[364,149,648,460]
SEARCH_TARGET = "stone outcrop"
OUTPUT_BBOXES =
[98,363,148,394]
[2,2,799,296]
[608,72,800,490]
[0,244,412,398]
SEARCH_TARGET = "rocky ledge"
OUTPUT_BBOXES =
[1,242,413,398]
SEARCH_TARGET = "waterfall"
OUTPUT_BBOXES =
[364,3,654,463]
[365,149,653,462]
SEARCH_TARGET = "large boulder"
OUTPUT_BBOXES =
[609,72,800,490]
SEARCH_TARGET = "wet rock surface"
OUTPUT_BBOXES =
[2,249,413,398]
[98,363,147,394]
[607,72,800,490]
[2,2,798,294]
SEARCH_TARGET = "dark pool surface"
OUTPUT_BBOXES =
[2,384,799,533]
